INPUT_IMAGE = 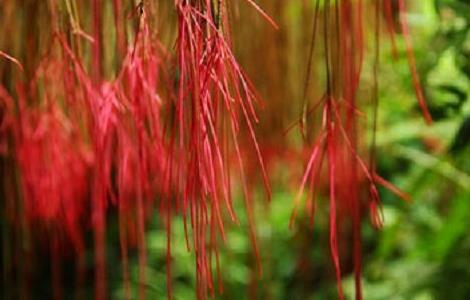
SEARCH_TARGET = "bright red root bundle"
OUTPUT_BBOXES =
[170,0,272,297]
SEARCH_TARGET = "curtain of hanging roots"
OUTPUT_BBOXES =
[0,1,430,299]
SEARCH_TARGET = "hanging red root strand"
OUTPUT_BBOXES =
[397,0,433,125]
[0,50,24,72]
[383,0,398,58]
[243,0,279,30]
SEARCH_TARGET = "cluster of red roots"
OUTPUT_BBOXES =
[289,1,431,300]
[0,1,431,299]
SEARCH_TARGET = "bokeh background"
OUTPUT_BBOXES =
[1,0,470,299]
